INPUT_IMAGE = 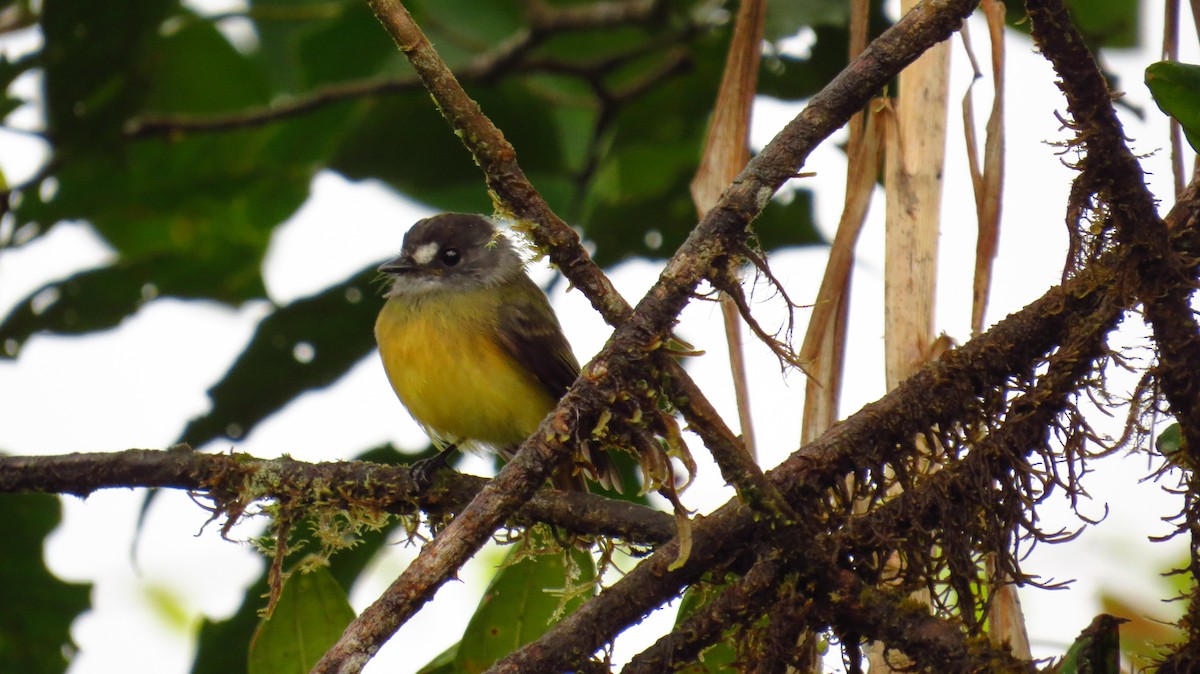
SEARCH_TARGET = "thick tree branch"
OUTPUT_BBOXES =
[623,274,1124,672]
[622,553,788,673]
[1026,0,1200,451]
[483,222,1149,673]
[1024,1,1200,668]
[312,2,984,671]
[485,116,1200,666]
[0,449,675,545]
[306,0,989,671]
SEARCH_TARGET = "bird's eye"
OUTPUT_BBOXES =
[440,247,461,266]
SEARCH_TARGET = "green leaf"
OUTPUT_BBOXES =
[415,0,524,61]
[576,24,820,265]
[415,642,460,674]
[13,14,358,334]
[1005,0,1139,50]
[192,446,411,674]
[760,53,833,102]
[1054,614,1127,674]
[247,568,356,674]
[765,0,849,42]
[331,76,568,216]
[192,581,268,674]
[330,92,491,214]
[670,585,739,673]
[1146,61,1200,153]
[294,2,406,88]
[453,539,596,673]
[760,22,861,102]
[754,190,819,251]
[1154,422,1188,469]
[179,264,382,449]
[0,492,92,673]
[27,16,324,254]
[1063,0,1137,49]
[41,0,174,147]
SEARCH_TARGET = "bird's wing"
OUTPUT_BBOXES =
[496,276,624,492]
[495,275,581,400]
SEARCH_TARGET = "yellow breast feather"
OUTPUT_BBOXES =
[375,291,558,450]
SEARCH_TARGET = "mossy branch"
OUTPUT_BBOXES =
[0,448,675,545]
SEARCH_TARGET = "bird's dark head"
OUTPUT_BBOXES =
[379,213,524,295]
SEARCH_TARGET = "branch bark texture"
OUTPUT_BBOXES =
[311,0,983,671]
[0,449,674,545]
[9,0,1200,672]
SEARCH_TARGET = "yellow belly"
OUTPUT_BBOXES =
[375,292,558,450]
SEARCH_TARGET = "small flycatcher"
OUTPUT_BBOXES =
[375,213,619,491]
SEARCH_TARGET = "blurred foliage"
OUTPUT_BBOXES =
[1005,0,1139,49]
[179,263,381,449]
[1146,61,1200,152]
[0,492,91,673]
[671,584,740,672]
[1052,615,1127,674]
[1,0,849,449]
[1005,0,1139,99]
[0,0,1154,672]
[1156,422,1187,468]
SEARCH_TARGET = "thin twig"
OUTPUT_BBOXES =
[688,0,767,459]
[1027,0,1200,456]
[316,0,983,670]
[486,253,1135,673]
[124,0,670,139]
[485,169,1200,671]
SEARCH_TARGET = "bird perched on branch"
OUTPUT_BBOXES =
[375,213,687,492]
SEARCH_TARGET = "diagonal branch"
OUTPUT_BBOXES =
[1030,0,1200,455]
[483,209,1162,672]
[623,266,1126,673]
[481,145,1200,670]
[1025,1,1200,667]
[312,0,984,671]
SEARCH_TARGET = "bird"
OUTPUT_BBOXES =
[374,212,622,492]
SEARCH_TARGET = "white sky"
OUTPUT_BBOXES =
[0,2,1198,672]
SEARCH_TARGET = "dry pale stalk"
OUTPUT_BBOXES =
[963,0,1007,337]
[799,0,877,447]
[689,0,767,459]
[959,0,1029,655]
[873,0,951,668]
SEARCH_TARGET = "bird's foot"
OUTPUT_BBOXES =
[409,444,458,490]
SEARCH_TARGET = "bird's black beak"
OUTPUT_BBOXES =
[379,254,415,274]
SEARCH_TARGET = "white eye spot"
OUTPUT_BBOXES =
[412,242,439,265]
